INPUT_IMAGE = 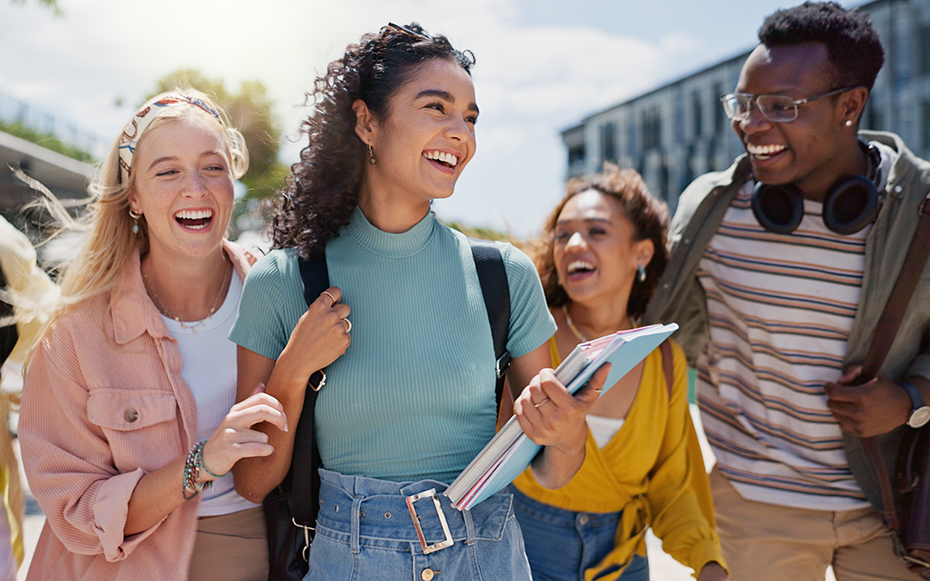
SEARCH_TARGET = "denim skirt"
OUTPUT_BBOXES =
[304,468,532,580]
[510,485,649,581]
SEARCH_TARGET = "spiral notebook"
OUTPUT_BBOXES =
[444,322,678,511]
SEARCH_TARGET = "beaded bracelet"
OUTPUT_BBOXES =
[198,443,226,479]
[182,442,214,500]
[182,443,203,500]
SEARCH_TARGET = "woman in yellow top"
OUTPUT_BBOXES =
[510,164,729,581]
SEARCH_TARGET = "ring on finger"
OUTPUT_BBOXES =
[533,398,550,409]
[343,318,352,333]
[322,291,337,306]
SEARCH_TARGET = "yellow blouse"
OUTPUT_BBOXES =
[512,337,726,580]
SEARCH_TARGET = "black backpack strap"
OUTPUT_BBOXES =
[290,249,329,527]
[468,239,511,408]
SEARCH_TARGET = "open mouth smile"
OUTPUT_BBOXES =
[566,259,596,280]
[423,150,460,172]
[746,143,788,161]
[174,209,214,231]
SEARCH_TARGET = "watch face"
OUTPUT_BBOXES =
[909,406,930,429]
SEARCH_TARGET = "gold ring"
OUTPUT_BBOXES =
[343,318,352,333]
[321,291,337,306]
[533,398,550,409]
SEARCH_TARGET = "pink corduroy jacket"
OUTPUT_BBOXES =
[20,240,256,581]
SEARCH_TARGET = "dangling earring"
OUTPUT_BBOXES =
[637,264,646,283]
[128,209,142,234]
[368,143,377,165]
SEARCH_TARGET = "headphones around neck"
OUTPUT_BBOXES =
[751,141,882,235]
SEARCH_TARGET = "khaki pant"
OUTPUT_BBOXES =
[709,467,922,581]
[188,506,268,581]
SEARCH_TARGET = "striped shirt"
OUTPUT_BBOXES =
[696,181,872,510]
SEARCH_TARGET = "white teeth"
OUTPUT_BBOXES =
[746,143,787,156]
[567,260,595,274]
[423,151,458,167]
[175,209,214,220]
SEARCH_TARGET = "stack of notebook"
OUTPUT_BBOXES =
[445,323,679,510]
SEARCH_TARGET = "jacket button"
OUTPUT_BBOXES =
[421,569,436,581]
[124,408,138,423]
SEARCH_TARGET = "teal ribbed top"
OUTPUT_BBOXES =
[230,208,555,483]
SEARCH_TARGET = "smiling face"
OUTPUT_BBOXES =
[128,114,234,264]
[355,57,478,213]
[734,42,862,200]
[553,189,653,306]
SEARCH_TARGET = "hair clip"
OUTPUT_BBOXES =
[384,22,431,41]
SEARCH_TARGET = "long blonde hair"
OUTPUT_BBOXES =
[36,89,248,322]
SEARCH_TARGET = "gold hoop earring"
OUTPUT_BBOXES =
[368,144,377,165]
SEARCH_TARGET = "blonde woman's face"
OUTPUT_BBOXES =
[128,117,234,263]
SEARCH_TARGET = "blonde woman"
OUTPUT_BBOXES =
[19,91,291,580]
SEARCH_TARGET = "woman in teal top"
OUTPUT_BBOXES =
[229,23,607,580]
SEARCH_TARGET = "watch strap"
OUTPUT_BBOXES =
[901,379,927,410]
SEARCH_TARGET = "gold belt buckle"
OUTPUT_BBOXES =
[405,488,454,554]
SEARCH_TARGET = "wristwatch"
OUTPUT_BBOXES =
[901,380,930,428]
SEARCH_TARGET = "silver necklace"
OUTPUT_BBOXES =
[143,257,231,334]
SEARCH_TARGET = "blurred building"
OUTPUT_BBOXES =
[0,91,94,240]
[562,0,929,213]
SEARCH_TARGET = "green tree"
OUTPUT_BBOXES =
[11,0,62,16]
[149,69,287,202]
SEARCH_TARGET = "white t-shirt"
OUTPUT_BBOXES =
[162,271,259,516]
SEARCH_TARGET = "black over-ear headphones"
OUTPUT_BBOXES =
[751,141,882,235]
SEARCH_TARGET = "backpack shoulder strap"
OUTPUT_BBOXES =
[659,339,674,400]
[468,239,511,409]
[290,249,328,527]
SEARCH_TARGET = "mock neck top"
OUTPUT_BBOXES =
[232,209,556,483]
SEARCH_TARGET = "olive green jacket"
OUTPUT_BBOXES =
[643,130,930,513]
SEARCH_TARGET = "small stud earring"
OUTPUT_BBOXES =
[368,144,377,165]
[845,119,853,127]
[128,209,142,234]
[637,264,646,283]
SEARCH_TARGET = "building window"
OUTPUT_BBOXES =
[923,100,930,152]
[568,144,585,176]
[600,122,616,164]
[642,108,661,151]
[919,24,930,75]
[691,90,703,138]
[713,82,726,134]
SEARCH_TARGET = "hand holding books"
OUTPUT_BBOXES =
[511,365,612,489]
[445,323,679,510]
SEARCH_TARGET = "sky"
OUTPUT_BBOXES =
[0,0,858,239]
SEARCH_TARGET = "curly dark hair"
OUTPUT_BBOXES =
[270,22,475,256]
[758,1,884,91]
[535,163,669,321]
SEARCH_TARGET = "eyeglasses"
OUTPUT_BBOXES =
[720,86,854,123]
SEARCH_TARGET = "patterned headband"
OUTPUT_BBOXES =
[117,93,223,184]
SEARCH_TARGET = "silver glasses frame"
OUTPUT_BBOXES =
[720,86,855,123]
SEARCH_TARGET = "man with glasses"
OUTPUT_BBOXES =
[645,2,930,579]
